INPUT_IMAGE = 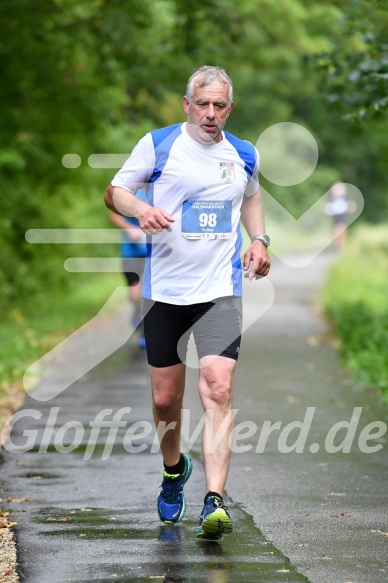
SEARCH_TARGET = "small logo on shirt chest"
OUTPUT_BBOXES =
[219,162,235,184]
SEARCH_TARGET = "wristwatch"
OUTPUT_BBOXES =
[251,234,270,248]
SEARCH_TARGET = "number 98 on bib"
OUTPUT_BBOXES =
[181,200,232,240]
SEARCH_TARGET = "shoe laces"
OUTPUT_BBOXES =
[160,474,182,503]
[207,495,227,510]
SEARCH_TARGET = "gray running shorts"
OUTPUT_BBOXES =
[142,296,242,368]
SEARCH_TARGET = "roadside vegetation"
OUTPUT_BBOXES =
[0,175,123,433]
[0,267,122,436]
[322,224,388,403]
[1,2,386,580]
[1,0,387,427]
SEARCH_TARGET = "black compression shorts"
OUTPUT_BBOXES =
[122,258,144,286]
[142,296,242,368]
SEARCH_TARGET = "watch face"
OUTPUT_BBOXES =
[261,235,270,247]
[252,234,270,247]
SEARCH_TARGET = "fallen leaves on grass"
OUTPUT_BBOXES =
[0,509,19,582]
[0,379,27,449]
[0,509,17,530]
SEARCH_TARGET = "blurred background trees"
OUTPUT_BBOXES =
[1,0,387,306]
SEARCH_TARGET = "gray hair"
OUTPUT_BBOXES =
[186,66,233,104]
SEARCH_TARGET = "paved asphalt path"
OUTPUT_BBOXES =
[2,250,388,582]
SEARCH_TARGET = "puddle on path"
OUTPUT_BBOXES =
[36,505,310,582]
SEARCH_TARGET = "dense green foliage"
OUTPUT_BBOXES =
[0,272,121,392]
[327,303,388,400]
[0,1,387,395]
[310,0,388,221]
[322,226,388,401]
[1,0,387,308]
[313,0,388,122]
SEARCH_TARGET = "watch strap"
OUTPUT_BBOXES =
[251,234,270,247]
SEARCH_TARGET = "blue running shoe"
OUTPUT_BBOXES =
[195,494,233,538]
[157,454,192,524]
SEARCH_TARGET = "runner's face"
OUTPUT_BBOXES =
[183,80,233,144]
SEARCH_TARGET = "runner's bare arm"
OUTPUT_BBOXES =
[104,184,174,234]
[108,211,144,242]
[240,190,271,279]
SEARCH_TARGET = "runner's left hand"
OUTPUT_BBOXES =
[243,242,271,280]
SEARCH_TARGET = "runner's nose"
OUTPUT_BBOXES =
[206,104,216,119]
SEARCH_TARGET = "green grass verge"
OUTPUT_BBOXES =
[321,224,388,402]
[0,272,123,404]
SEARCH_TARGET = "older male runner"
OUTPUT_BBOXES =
[104,65,270,539]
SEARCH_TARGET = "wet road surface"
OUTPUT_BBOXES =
[4,352,308,583]
[2,251,388,582]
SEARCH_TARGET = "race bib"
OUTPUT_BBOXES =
[181,200,232,240]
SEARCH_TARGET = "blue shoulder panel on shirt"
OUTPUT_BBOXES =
[150,123,182,148]
[223,131,257,177]
[150,124,183,183]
